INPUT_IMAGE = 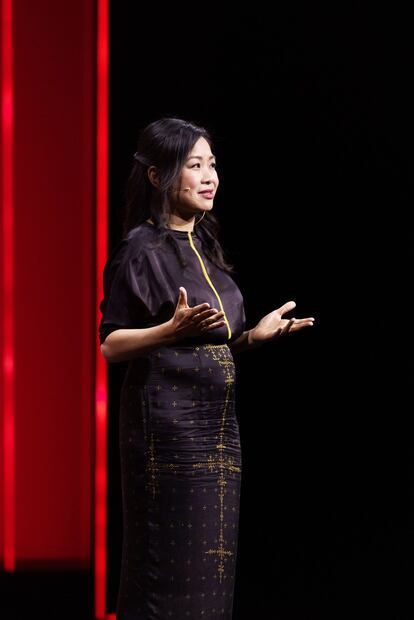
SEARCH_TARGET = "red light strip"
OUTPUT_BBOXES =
[95,0,109,616]
[1,0,15,573]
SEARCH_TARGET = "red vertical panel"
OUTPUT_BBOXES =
[80,0,95,570]
[95,0,109,615]
[2,0,95,566]
[1,0,15,571]
[0,0,3,568]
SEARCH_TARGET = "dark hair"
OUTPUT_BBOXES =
[122,117,235,274]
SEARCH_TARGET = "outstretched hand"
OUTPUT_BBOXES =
[169,286,226,341]
[250,301,315,345]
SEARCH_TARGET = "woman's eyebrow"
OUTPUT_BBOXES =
[187,154,216,161]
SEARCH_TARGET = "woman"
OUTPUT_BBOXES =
[99,117,314,619]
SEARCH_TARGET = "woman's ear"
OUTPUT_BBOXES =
[147,166,160,189]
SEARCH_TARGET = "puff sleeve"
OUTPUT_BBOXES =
[98,238,149,345]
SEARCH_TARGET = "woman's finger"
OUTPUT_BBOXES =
[280,318,295,335]
[205,320,226,331]
[197,308,222,322]
[201,310,224,322]
[277,300,296,316]
[201,317,226,331]
[291,320,314,331]
[189,302,211,317]
[292,317,315,325]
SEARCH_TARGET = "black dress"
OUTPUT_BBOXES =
[99,221,246,620]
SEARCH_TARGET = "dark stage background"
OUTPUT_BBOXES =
[106,5,413,620]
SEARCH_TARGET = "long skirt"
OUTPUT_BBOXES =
[116,342,242,620]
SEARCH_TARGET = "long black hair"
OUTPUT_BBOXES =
[122,117,235,274]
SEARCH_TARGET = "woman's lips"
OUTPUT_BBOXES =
[199,191,214,199]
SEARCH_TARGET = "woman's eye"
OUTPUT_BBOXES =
[191,162,217,168]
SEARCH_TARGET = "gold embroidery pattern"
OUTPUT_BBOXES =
[146,432,178,499]
[192,344,240,583]
[144,343,240,587]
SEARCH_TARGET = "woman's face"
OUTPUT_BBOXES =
[169,136,219,217]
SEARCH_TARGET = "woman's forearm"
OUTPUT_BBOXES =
[101,323,262,363]
[228,329,262,355]
[100,320,177,363]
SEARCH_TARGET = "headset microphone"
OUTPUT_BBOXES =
[168,187,191,192]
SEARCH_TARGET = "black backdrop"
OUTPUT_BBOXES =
[106,5,413,619]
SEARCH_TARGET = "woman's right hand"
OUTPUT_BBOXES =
[169,286,226,340]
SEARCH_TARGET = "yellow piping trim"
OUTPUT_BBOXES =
[187,231,232,340]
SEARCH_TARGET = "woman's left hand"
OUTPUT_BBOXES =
[249,301,315,345]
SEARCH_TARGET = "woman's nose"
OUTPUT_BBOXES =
[202,171,216,184]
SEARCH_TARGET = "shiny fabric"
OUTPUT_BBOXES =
[99,222,247,619]
[99,221,246,348]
